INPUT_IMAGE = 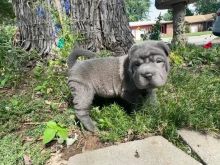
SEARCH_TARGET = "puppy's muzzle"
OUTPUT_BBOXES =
[142,72,153,80]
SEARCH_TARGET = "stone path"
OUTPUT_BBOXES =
[68,130,220,165]
[179,129,220,165]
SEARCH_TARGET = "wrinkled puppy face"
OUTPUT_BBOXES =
[128,41,170,89]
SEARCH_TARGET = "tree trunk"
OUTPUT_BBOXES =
[12,0,134,56]
[12,0,54,56]
[71,0,134,55]
[171,2,186,45]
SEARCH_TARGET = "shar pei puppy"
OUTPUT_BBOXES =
[67,40,170,132]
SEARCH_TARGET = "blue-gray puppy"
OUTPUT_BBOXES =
[68,40,170,132]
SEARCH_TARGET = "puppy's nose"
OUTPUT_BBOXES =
[143,72,153,79]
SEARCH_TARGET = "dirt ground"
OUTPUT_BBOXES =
[46,130,111,165]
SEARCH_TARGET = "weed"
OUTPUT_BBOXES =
[43,121,68,144]
[32,59,70,100]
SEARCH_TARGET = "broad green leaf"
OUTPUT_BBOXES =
[46,121,58,129]
[57,128,68,140]
[43,128,57,144]
[57,123,66,128]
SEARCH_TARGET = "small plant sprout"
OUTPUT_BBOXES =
[43,121,68,144]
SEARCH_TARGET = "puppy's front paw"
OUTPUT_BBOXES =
[84,121,99,133]
[79,116,99,133]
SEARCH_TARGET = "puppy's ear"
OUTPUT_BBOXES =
[157,41,170,56]
[128,44,138,76]
[157,41,171,72]
[128,44,138,58]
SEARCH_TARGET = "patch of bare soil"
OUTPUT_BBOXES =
[61,130,111,161]
[47,151,68,165]
[45,129,109,165]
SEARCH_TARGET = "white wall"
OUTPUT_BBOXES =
[190,25,199,33]
[132,29,146,40]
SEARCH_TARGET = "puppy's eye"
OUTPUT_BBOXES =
[156,59,164,63]
[134,62,141,67]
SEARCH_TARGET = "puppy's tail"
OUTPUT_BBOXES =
[67,48,96,68]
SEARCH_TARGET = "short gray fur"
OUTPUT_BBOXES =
[67,40,170,132]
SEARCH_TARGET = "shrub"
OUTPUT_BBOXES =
[171,44,219,66]
[148,14,162,40]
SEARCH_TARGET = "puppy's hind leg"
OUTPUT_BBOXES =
[69,82,97,132]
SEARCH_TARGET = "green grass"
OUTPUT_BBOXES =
[161,31,212,38]
[0,134,50,165]
[185,31,212,37]
[1,62,220,164]
[1,53,220,163]
[1,24,220,164]
[91,66,220,142]
[0,56,77,164]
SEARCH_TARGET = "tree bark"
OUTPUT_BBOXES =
[171,2,186,45]
[12,0,54,56]
[71,0,134,55]
[12,0,134,56]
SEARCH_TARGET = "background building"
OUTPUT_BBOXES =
[129,13,215,40]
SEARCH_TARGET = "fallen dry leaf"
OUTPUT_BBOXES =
[66,133,78,148]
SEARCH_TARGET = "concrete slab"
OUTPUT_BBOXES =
[68,136,200,165]
[178,129,220,165]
